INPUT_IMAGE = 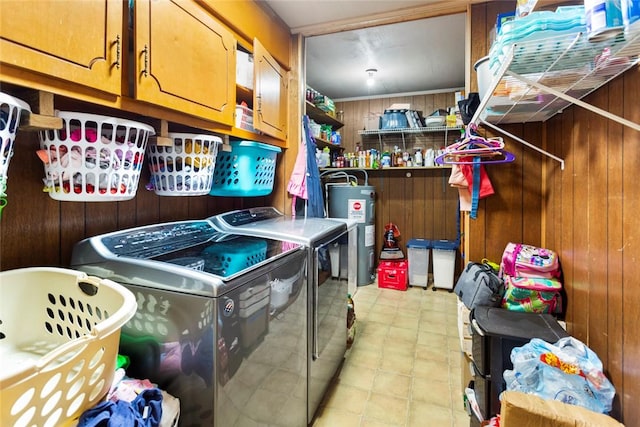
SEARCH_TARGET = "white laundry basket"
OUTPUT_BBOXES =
[147,133,221,196]
[0,267,137,427]
[1,92,31,212]
[38,111,154,201]
[0,92,31,182]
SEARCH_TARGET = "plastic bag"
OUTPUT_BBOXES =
[503,336,615,414]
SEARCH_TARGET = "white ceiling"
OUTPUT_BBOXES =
[262,0,467,100]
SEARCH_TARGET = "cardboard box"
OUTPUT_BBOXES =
[500,391,624,427]
[461,351,473,395]
[363,113,380,130]
[457,299,473,358]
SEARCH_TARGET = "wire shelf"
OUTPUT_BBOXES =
[358,125,463,135]
[478,28,640,126]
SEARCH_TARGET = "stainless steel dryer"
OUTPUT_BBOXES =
[71,219,308,427]
[210,207,357,423]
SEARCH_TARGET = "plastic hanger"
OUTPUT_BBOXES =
[435,149,516,165]
[435,124,515,165]
[445,135,505,156]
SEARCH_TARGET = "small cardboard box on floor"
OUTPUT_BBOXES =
[500,391,624,427]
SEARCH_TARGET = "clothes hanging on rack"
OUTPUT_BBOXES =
[444,129,500,218]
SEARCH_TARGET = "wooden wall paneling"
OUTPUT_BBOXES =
[521,122,543,246]
[411,170,428,240]
[117,199,138,230]
[388,171,408,247]
[467,3,488,262]
[444,171,460,240]
[410,95,427,122]
[1,131,62,269]
[543,115,562,250]
[544,113,565,317]
[402,170,414,245]
[187,196,210,219]
[571,103,589,343]
[85,203,118,238]
[560,107,576,335]
[270,147,287,214]
[133,167,161,226]
[432,170,449,241]
[369,173,386,257]
[470,3,488,91]
[586,87,610,368]
[159,194,190,222]
[58,201,86,267]
[433,92,452,114]
[353,99,373,148]
[621,67,640,425]
[605,74,624,421]
[422,94,436,119]
[473,125,528,262]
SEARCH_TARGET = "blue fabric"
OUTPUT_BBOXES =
[78,388,163,427]
[470,157,481,219]
[302,115,325,218]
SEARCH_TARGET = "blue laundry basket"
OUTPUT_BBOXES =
[209,140,281,197]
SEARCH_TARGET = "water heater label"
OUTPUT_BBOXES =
[347,199,366,223]
[365,225,375,247]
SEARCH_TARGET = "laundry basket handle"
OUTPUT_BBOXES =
[78,275,137,336]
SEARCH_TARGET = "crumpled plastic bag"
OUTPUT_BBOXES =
[503,336,615,414]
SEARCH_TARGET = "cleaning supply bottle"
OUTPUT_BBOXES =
[415,149,423,167]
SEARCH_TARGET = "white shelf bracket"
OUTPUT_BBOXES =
[479,119,565,170]
[507,70,640,133]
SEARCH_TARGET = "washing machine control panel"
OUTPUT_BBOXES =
[216,207,282,227]
[101,221,218,258]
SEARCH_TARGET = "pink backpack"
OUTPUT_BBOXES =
[501,243,560,278]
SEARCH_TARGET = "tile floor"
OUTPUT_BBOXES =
[312,284,471,427]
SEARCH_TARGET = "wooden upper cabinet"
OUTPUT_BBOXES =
[134,0,236,126]
[253,38,288,141]
[0,0,123,94]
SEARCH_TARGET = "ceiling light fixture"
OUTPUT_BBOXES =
[366,68,377,86]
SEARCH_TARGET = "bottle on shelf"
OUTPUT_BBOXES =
[415,148,423,166]
[425,148,435,167]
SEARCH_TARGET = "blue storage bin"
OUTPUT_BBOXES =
[209,140,281,197]
[431,239,459,251]
[380,110,409,129]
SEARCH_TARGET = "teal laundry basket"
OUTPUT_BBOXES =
[209,140,281,197]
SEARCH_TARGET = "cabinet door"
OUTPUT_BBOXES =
[0,1,122,94]
[253,38,288,141]
[135,0,235,126]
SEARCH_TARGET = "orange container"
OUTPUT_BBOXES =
[377,261,408,291]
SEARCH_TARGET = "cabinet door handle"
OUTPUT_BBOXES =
[141,45,149,77]
[113,35,121,70]
[256,95,261,113]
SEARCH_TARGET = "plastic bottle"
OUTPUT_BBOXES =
[425,148,435,167]
[415,149,423,166]
[322,147,330,168]
[382,152,391,168]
